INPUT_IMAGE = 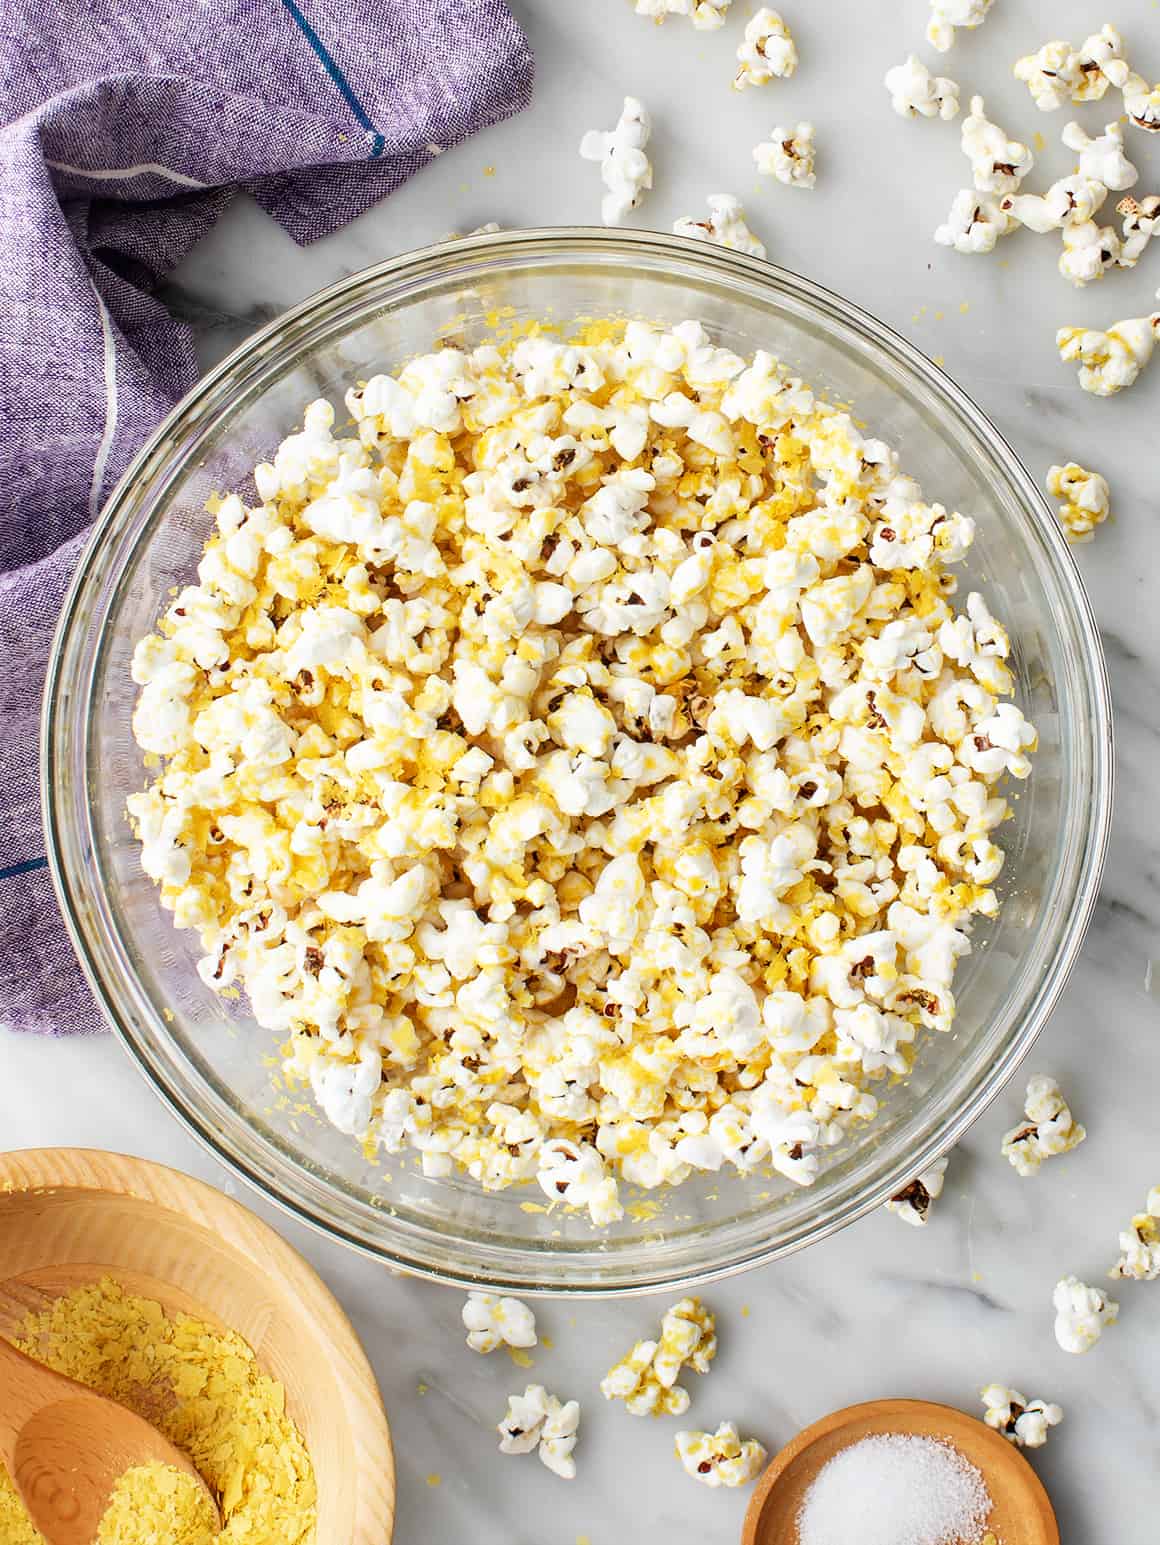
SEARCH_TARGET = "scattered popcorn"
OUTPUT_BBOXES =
[1001,1075,1086,1175]
[927,0,993,55]
[734,8,797,90]
[1061,120,1138,192]
[961,97,1034,195]
[579,97,653,226]
[1110,1187,1160,1280]
[673,195,766,257]
[129,318,1035,1224]
[980,1384,1063,1448]
[1053,1276,1118,1354]
[676,1423,767,1488]
[1057,311,1160,394]
[1045,463,1111,544]
[1015,27,1126,111]
[634,0,731,28]
[1001,174,1108,233]
[498,1384,581,1479]
[935,190,1014,253]
[885,1153,949,1226]
[1059,218,1121,287]
[884,55,960,120]
[1110,67,1160,133]
[1117,193,1160,267]
[602,1297,716,1417]
[754,122,817,189]
[463,1291,538,1354]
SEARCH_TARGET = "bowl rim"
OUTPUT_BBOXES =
[41,227,1114,1296]
[0,1145,395,1540]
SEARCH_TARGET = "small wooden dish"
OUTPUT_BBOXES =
[0,1148,394,1544]
[743,1398,1058,1545]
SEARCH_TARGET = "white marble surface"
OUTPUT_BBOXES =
[6,1,1160,1540]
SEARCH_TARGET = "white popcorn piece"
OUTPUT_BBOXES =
[1053,1276,1118,1354]
[1001,1075,1086,1175]
[462,1290,538,1355]
[754,122,817,190]
[1059,218,1121,287]
[1061,120,1138,192]
[1117,193,1160,267]
[1045,463,1111,544]
[935,189,1014,254]
[885,1153,950,1226]
[1110,1187,1160,1281]
[1111,68,1160,133]
[675,1423,767,1488]
[1057,312,1160,395]
[734,8,797,90]
[634,0,731,28]
[962,96,1034,194]
[673,194,767,257]
[498,1384,581,1479]
[927,0,993,55]
[579,97,653,226]
[980,1384,1063,1448]
[1015,28,1126,111]
[1001,175,1108,233]
[885,55,960,120]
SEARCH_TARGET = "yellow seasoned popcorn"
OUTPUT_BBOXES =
[128,319,1036,1223]
[602,1296,716,1417]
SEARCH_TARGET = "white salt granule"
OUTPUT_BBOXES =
[798,1434,991,1545]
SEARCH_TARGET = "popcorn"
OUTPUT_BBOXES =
[1110,1187,1160,1280]
[1045,463,1111,543]
[675,1423,767,1488]
[673,195,767,257]
[1109,63,1160,133]
[579,97,653,225]
[1059,218,1121,287]
[1117,193,1160,267]
[1001,1075,1086,1175]
[1061,120,1138,192]
[634,0,731,28]
[754,122,817,190]
[980,1384,1063,1448]
[961,97,1034,195]
[734,8,797,90]
[602,1296,716,1418]
[885,1153,949,1226]
[926,0,993,55]
[885,55,960,120]
[1015,28,1125,111]
[1053,1276,1118,1354]
[129,319,1035,1226]
[935,190,1014,254]
[462,1291,538,1355]
[498,1384,581,1479]
[1001,175,1108,233]
[1057,312,1160,395]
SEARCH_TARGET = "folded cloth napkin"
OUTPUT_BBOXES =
[0,0,533,1034]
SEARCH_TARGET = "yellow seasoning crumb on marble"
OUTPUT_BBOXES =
[418,1381,429,1395]
[740,1305,751,1318]
[934,310,945,321]
[97,1464,217,1545]
[508,1346,535,1369]
[483,164,496,177]
[0,1277,316,1545]
[541,1335,555,1350]
[933,354,946,366]
[577,1535,593,1545]
[426,1473,442,1488]
[959,301,970,314]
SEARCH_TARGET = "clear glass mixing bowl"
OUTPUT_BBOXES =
[43,230,1112,1294]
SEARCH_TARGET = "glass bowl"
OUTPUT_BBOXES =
[43,230,1112,1295]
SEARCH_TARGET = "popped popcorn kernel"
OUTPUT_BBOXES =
[734,8,797,91]
[1061,120,1138,192]
[962,96,1034,195]
[498,1384,581,1479]
[1053,1275,1117,1354]
[579,97,653,226]
[754,122,817,190]
[633,0,731,28]
[885,1152,950,1226]
[1015,28,1126,111]
[936,189,1014,254]
[463,1291,538,1354]
[980,1384,1063,1448]
[927,0,993,55]
[1045,463,1110,544]
[674,195,766,257]
[1001,1075,1086,1175]
[885,55,961,120]
[1110,1186,1160,1281]
[1057,312,1160,395]
[602,1297,716,1418]
[675,1422,767,1487]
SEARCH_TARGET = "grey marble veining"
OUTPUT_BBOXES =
[5,1,1160,1540]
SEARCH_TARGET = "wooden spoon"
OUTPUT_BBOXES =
[743,1398,1059,1545]
[0,1334,220,1545]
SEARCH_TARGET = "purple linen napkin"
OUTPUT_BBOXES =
[0,0,533,1034]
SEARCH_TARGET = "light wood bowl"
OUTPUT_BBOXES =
[743,1398,1058,1545]
[0,1148,394,1544]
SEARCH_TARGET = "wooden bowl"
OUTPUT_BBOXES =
[743,1398,1058,1545]
[0,1148,394,1544]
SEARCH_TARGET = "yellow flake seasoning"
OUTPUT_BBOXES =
[0,1278,316,1545]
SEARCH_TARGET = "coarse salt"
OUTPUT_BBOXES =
[797,1434,991,1545]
